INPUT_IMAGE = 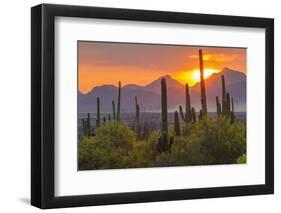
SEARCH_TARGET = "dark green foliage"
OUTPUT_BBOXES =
[191,107,197,123]
[112,100,116,120]
[79,121,135,170]
[117,81,121,121]
[199,49,208,115]
[79,118,246,169]
[96,97,100,128]
[141,121,150,140]
[236,154,246,164]
[191,116,246,164]
[174,111,181,136]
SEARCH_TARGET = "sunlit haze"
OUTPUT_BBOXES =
[78,42,246,93]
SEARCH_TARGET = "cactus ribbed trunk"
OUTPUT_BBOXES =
[112,100,116,120]
[231,97,235,123]
[191,107,197,123]
[87,113,91,138]
[226,92,231,117]
[179,105,185,121]
[174,111,180,136]
[216,96,222,117]
[199,49,207,115]
[117,81,121,122]
[96,97,100,128]
[135,96,140,135]
[221,75,226,116]
[185,83,191,122]
[160,78,168,151]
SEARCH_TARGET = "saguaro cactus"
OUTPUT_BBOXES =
[179,83,192,123]
[221,75,226,116]
[157,78,169,152]
[231,97,236,123]
[81,118,85,136]
[174,111,181,136]
[112,100,116,120]
[117,81,121,121]
[226,92,231,117]
[191,107,197,123]
[96,97,100,128]
[87,113,91,138]
[135,96,140,135]
[216,96,222,117]
[199,49,208,115]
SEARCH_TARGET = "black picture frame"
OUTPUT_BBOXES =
[31,3,274,209]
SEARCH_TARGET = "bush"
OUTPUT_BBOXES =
[79,117,246,170]
[188,116,246,164]
[236,154,246,164]
[154,135,206,167]
[79,121,136,170]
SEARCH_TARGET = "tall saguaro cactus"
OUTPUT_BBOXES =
[112,100,116,120]
[87,112,91,138]
[226,92,231,117]
[174,111,180,136]
[179,83,192,123]
[199,49,208,115]
[191,107,197,123]
[216,96,222,117]
[135,96,140,135]
[96,97,100,128]
[117,81,121,122]
[157,78,169,152]
[231,97,236,123]
[221,75,226,116]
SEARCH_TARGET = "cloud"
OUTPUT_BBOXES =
[189,54,237,62]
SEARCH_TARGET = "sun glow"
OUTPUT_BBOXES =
[191,68,220,83]
[175,68,220,86]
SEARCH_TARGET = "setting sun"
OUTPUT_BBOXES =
[175,68,220,86]
[191,68,220,82]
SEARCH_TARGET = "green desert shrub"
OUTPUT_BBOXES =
[154,135,206,167]
[236,153,247,164]
[79,121,136,170]
[189,116,246,164]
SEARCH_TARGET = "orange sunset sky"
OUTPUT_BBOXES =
[78,41,246,93]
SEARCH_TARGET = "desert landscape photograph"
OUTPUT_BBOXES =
[77,41,247,170]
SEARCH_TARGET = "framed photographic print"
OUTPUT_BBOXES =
[31,4,274,209]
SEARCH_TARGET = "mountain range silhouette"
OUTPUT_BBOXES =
[79,67,246,113]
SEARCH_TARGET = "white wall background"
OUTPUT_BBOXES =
[0,0,279,212]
